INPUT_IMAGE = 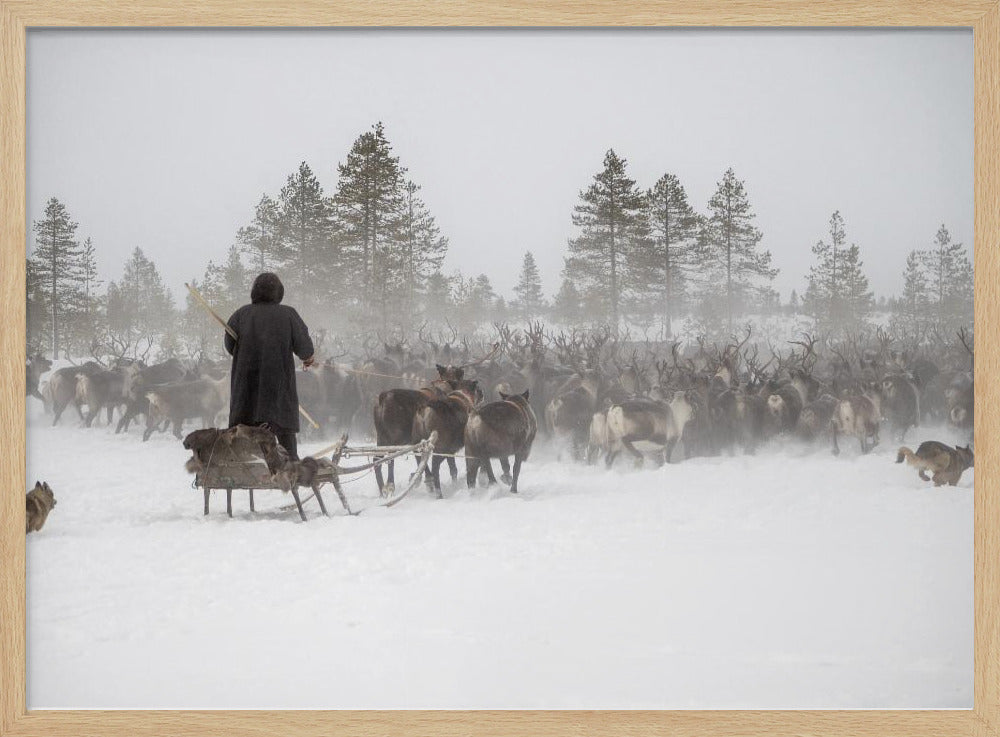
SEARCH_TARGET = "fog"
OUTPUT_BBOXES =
[27,28,973,301]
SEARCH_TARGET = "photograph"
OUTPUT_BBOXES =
[23,28,974,709]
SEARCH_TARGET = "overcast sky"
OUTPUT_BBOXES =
[26,29,973,303]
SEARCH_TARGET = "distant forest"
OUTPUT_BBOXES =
[27,122,973,361]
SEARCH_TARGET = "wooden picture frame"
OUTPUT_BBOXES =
[1,2,997,735]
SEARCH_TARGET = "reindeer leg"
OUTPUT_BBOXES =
[431,456,444,498]
[466,456,481,489]
[665,437,678,464]
[510,457,523,494]
[605,448,620,469]
[482,458,498,486]
[447,456,458,482]
[831,424,841,456]
[386,458,396,495]
[499,457,512,486]
[622,438,644,467]
[374,456,387,496]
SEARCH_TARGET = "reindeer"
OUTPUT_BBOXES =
[116,358,189,433]
[44,362,104,425]
[75,366,128,427]
[412,379,483,495]
[797,393,840,442]
[373,364,465,496]
[880,372,920,442]
[26,354,52,403]
[464,389,537,493]
[831,384,882,455]
[605,391,695,468]
[144,376,229,441]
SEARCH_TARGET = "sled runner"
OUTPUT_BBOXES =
[183,425,437,521]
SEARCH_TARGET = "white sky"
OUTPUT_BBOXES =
[26,29,973,303]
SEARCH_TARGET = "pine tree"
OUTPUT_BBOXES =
[451,273,498,329]
[564,149,647,329]
[512,251,547,320]
[895,249,930,329]
[277,162,339,320]
[551,277,583,326]
[26,257,49,354]
[105,248,175,358]
[803,211,873,333]
[704,168,776,331]
[788,289,800,315]
[334,122,407,323]
[422,270,454,326]
[237,194,284,272]
[69,236,104,353]
[921,224,973,330]
[636,173,699,334]
[31,198,85,358]
[397,179,448,321]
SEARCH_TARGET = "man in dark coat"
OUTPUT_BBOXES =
[225,273,314,460]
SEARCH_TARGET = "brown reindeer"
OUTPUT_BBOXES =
[412,380,483,496]
[464,389,537,493]
[373,365,462,496]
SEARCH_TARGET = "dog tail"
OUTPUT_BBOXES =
[896,446,914,464]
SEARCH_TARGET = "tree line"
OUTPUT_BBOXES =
[26,126,974,361]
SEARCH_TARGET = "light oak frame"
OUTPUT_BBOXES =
[1,2,998,735]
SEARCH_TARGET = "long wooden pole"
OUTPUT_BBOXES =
[184,282,321,430]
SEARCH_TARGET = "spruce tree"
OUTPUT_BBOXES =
[513,251,547,320]
[564,149,647,330]
[637,173,699,334]
[704,168,776,331]
[31,198,84,358]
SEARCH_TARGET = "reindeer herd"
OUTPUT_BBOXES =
[26,320,975,495]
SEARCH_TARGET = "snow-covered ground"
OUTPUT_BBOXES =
[25,396,972,709]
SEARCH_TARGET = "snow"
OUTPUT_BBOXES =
[26,396,972,709]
